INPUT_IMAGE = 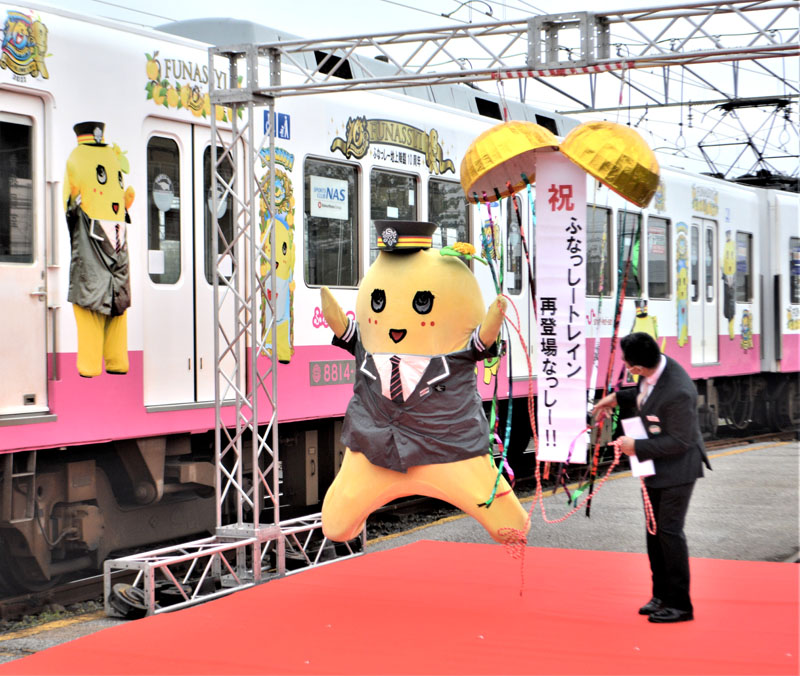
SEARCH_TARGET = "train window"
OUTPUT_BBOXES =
[304,158,359,287]
[0,119,33,264]
[535,115,559,136]
[618,210,642,298]
[586,205,611,297]
[369,169,417,264]
[428,178,469,249]
[147,137,181,284]
[690,226,700,302]
[506,195,523,295]
[705,226,715,302]
[735,231,753,302]
[475,97,502,120]
[202,146,234,284]
[647,217,670,299]
[791,237,800,304]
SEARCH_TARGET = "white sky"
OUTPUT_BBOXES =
[38,0,669,36]
[33,0,800,178]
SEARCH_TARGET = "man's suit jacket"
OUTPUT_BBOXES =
[617,356,711,488]
[333,320,497,473]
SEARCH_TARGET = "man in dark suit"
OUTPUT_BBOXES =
[593,332,711,624]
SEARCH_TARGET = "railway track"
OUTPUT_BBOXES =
[0,430,795,624]
[0,572,135,624]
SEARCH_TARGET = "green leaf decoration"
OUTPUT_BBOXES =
[440,246,487,265]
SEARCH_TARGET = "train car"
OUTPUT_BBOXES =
[0,4,797,591]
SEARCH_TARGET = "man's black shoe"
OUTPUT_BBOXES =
[648,607,694,623]
[638,597,663,615]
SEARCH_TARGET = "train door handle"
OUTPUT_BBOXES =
[30,287,46,301]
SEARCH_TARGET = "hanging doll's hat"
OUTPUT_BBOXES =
[375,220,437,252]
[73,121,107,146]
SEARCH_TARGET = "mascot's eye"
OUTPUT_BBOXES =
[118,171,124,188]
[96,165,107,185]
[370,289,386,313]
[282,242,287,255]
[412,291,434,315]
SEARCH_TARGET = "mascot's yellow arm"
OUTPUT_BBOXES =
[479,295,506,347]
[321,286,349,338]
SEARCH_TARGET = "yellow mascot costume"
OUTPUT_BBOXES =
[321,220,529,544]
[64,122,135,377]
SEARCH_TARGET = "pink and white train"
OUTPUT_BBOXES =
[0,3,797,590]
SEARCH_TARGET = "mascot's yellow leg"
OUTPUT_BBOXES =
[321,449,530,545]
[103,313,129,374]
[72,304,104,377]
[729,318,735,340]
[406,456,530,544]
[322,449,411,542]
[265,321,293,364]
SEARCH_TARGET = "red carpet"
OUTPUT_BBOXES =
[1,541,797,675]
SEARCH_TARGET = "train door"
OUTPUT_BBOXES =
[192,138,236,402]
[690,217,719,364]
[504,194,531,378]
[142,119,239,407]
[0,93,48,416]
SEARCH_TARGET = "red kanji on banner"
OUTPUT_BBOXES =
[547,184,574,211]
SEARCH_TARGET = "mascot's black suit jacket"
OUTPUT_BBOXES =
[333,319,497,473]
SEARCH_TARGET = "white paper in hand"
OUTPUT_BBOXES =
[620,417,656,477]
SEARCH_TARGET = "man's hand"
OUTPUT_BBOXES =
[592,392,617,421]
[616,435,636,456]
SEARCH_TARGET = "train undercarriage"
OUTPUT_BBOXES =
[0,372,797,593]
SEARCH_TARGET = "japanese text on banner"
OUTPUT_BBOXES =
[535,153,588,463]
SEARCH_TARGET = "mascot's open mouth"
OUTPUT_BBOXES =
[389,328,407,344]
[112,202,119,214]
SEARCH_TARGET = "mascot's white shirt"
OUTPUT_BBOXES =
[91,219,126,250]
[373,353,431,401]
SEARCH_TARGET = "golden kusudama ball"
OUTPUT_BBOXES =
[460,120,559,204]
[560,121,660,208]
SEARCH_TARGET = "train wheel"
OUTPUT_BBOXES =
[0,539,63,595]
[718,379,753,430]
[773,379,800,432]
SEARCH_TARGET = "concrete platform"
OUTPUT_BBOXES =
[367,438,800,563]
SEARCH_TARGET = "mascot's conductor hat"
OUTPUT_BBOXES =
[376,220,437,252]
[73,121,107,146]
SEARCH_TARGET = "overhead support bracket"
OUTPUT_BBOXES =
[528,12,609,70]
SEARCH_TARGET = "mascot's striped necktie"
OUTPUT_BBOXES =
[390,355,403,403]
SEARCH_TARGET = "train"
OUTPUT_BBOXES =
[0,3,798,592]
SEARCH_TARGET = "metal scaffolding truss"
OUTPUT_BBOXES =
[103,49,365,618]
[209,0,798,177]
[207,0,798,107]
[104,0,797,617]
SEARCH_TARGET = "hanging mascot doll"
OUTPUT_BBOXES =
[63,122,135,377]
[320,220,529,544]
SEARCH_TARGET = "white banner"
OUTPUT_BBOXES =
[310,176,348,220]
[534,152,588,463]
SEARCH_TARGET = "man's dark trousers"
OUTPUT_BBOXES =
[646,482,695,613]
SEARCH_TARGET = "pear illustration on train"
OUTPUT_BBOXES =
[320,220,528,544]
[63,122,135,377]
